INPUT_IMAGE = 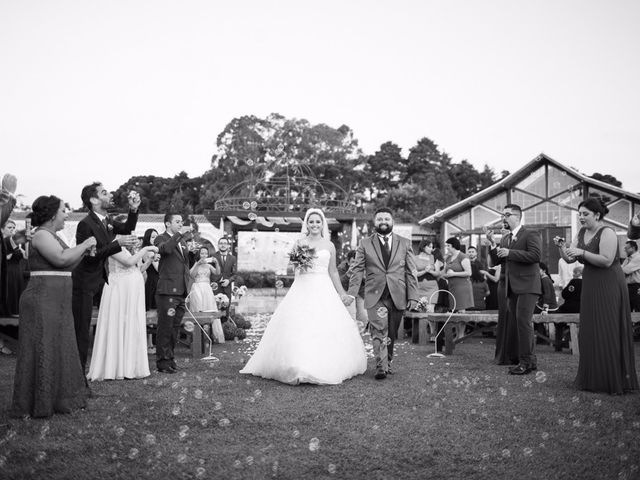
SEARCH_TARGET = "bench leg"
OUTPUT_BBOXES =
[444,323,455,355]
[412,318,419,344]
[192,326,202,358]
[418,318,429,345]
[569,324,579,356]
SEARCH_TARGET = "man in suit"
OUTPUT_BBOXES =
[212,236,237,314]
[488,204,542,375]
[0,174,17,354]
[72,182,139,372]
[154,213,192,373]
[346,207,419,380]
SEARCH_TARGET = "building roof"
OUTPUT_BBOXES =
[418,153,640,225]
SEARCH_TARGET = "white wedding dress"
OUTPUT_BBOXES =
[88,251,150,381]
[240,249,367,385]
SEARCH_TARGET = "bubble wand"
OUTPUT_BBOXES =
[426,290,456,358]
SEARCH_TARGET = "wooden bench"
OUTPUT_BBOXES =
[0,309,224,359]
[403,311,640,356]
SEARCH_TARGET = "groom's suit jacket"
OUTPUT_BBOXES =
[347,233,419,310]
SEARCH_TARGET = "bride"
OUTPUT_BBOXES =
[240,208,367,385]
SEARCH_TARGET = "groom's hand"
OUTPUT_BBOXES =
[407,300,418,311]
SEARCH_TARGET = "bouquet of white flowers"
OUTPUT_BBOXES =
[215,293,230,309]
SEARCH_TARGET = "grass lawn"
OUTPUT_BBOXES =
[1,314,639,480]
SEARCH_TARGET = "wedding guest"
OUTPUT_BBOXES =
[0,173,18,354]
[87,236,158,381]
[622,240,640,312]
[414,239,443,305]
[554,265,583,351]
[558,266,583,314]
[72,182,139,373]
[628,212,640,240]
[479,263,501,311]
[3,220,28,316]
[537,262,558,313]
[188,246,225,343]
[141,228,160,311]
[154,213,192,374]
[11,195,96,417]
[442,237,473,312]
[534,262,557,344]
[212,236,238,316]
[188,246,221,312]
[556,197,638,393]
[468,246,489,311]
[488,205,541,374]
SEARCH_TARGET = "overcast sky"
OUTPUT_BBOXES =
[2,0,639,209]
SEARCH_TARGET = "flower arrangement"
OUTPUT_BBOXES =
[288,243,317,272]
[215,293,230,309]
[232,285,248,299]
[415,296,433,312]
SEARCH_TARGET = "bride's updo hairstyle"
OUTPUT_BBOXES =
[28,195,62,227]
[578,197,609,221]
[301,208,330,238]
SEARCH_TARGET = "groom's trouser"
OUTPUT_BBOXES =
[155,294,186,369]
[367,290,403,371]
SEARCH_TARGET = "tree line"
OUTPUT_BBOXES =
[109,113,619,222]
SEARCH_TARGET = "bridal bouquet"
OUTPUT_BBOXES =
[288,243,317,272]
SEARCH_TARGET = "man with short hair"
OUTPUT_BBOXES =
[346,207,419,380]
[72,182,139,372]
[212,236,238,314]
[154,213,192,373]
[488,204,542,375]
[622,240,640,312]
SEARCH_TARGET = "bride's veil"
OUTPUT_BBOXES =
[301,208,330,238]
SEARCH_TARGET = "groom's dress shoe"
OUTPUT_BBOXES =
[158,367,177,374]
[374,368,387,380]
[508,365,532,375]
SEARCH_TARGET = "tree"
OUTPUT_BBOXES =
[366,142,405,197]
[449,160,497,200]
[590,172,622,188]
[200,113,366,210]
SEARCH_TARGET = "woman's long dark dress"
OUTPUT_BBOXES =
[11,230,88,417]
[575,226,638,394]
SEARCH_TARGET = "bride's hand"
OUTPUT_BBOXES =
[341,294,354,306]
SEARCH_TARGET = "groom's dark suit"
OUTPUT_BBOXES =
[154,230,191,371]
[490,227,541,370]
[72,210,138,371]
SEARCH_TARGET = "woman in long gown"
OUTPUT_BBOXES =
[141,228,159,311]
[556,198,638,394]
[87,241,158,381]
[188,246,220,312]
[188,246,224,344]
[11,195,96,417]
[240,208,367,385]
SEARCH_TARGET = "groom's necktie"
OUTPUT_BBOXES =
[380,235,391,268]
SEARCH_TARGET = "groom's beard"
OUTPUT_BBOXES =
[375,224,393,235]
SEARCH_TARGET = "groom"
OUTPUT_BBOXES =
[346,207,419,379]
